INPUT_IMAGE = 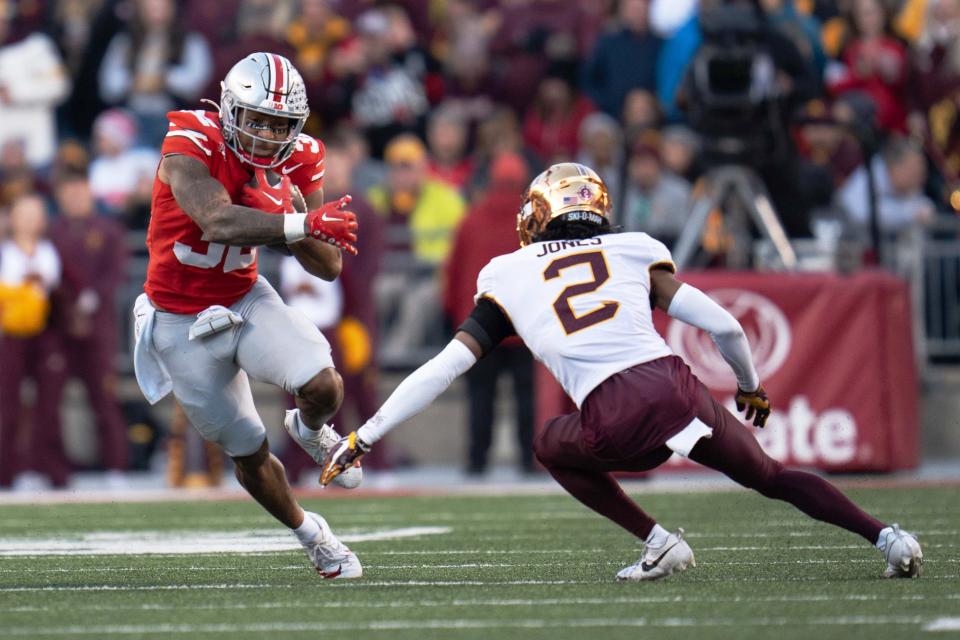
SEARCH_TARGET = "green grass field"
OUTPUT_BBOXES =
[0,486,956,640]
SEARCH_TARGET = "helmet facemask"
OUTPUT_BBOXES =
[218,53,310,169]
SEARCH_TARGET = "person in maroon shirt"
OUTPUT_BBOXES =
[443,151,535,474]
[46,170,130,476]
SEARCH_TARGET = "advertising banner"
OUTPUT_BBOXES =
[535,271,920,472]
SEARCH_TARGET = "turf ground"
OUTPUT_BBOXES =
[0,485,956,640]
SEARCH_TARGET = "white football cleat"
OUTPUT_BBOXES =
[616,528,696,582]
[283,410,362,488]
[879,524,923,578]
[299,512,362,579]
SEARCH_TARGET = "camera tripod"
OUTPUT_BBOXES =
[672,164,797,270]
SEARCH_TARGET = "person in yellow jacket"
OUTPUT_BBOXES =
[0,194,69,488]
[368,134,466,363]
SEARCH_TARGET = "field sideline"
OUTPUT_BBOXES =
[0,485,956,640]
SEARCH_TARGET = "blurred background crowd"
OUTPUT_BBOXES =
[1,0,959,490]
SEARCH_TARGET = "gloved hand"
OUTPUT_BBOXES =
[319,431,370,486]
[735,385,771,428]
[241,168,293,214]
[305,195,358,255]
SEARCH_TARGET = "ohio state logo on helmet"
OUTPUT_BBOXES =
[666,290,791,390]
[217,52,310,169]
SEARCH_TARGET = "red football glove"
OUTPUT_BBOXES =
[240,168,294,214]
[306,195,359,255]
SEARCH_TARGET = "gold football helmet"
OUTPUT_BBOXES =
[517,162,611,247]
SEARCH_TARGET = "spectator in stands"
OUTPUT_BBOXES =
[0,194,68,489]
[794,98,864,189]
[522,64,594,164]
[48,0,107,80]
[284,0,351,134]
[659,125,702,183]
[489,0,596,113]
[760,0,827,77]
[621,88,662,141]
[99,0,213,145]
[827,0,910,134]
[383,4,443,106]
[350,8,430,157]
[576,113,625,210]
[0,3,71,168]
[47,170,129,479]
[88,109,159,228]
[468,106,542,199]
[0,141,43,208]
[330,124,387,195]
[838,136,937,234]
[443,151,536,475]
[620,130,692,243]
[581,0,662,119]
[433,0,498,129]
[912,0,960,206]
[426,104,474,192]
[369,134,465,363]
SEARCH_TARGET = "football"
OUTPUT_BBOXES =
[247,169,307,213]
[334,463,362,489]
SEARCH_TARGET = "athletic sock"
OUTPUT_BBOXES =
[292,511,322,544]
[291,409,320,441]
[645,524,671,548]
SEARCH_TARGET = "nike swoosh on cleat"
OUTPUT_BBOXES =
[318,563,343,579]
[281,163,302,174]
[640,541,679,572]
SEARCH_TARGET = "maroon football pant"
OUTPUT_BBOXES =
[534,380,885,545]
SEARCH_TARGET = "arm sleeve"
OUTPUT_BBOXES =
[667,283,760,391]
[356,339,477,444]
[457,297,516,357]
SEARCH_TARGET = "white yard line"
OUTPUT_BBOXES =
[925,618,960,631]
[0,527,450,557]
[0,615,943,636]
[2,593,957,614]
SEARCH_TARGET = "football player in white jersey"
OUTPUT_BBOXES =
[320,162,922,581]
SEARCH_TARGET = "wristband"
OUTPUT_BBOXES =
[284,213,307,244]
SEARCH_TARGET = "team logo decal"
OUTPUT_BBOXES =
[578,186,592,200]
[665,289,791,389]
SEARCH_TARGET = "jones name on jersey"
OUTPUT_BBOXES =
[474,232,676,407]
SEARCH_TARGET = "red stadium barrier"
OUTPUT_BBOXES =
[535,271,920,473]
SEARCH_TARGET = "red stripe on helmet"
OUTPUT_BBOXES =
[270,54,285,100]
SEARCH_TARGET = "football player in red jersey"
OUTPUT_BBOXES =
[320,163,924,581]
[133,53,361,578]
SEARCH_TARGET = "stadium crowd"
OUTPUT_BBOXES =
[0,0,958,489]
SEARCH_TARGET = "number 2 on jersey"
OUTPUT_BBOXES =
[543,251,619,334]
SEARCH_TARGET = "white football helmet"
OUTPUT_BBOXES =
[218,52,309,169]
